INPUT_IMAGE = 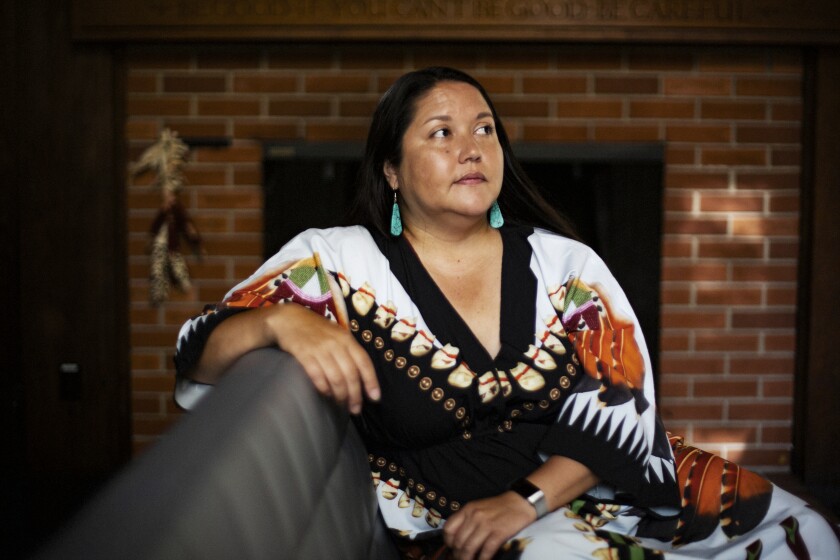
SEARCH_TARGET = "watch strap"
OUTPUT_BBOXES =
[509,477,549,519]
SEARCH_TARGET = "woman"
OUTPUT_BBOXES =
[174,68,839,559]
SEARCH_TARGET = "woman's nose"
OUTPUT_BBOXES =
[458,136,481,162]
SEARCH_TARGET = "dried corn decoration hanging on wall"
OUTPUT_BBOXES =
[132,129,203,305]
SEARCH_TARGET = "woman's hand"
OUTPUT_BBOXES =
[194,303,380,414]
[265,304,380,414]
[442,491,535,560]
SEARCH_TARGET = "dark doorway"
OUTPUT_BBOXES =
[263,142,664,378]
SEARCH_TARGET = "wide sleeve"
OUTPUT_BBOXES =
[532,238,678,509]
[172,229,350,410]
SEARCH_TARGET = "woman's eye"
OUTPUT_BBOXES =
[432,128,449,138]
[476,125,494,135]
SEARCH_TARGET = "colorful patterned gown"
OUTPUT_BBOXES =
[174,225,839,559]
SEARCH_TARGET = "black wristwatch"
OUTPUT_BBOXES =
[509,477,549,519]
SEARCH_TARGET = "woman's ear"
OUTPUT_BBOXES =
[383,161,399,190]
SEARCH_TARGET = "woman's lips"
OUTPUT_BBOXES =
[455,172,486,185]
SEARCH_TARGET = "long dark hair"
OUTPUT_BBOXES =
[348,67,579,240]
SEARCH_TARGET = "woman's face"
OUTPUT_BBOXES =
[384,81,503,232]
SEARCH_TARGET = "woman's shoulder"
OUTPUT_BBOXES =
[522,226,597,257]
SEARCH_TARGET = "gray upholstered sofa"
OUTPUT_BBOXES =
[36,348,399,559]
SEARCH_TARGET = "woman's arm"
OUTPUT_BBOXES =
[442,456,598,560]
[188,303,380,414]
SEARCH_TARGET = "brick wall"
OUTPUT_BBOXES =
[126,44,802,471]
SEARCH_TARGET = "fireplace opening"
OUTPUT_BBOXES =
[263,142,664,377]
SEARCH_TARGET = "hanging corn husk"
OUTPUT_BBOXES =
[133,129,203,306]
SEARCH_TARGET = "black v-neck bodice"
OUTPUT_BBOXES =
[372,226,538,375]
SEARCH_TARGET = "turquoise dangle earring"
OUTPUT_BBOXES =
[390,190,403,236]
[489,200,504,228]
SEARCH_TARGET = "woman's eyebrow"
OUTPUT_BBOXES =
[422,111,494,125]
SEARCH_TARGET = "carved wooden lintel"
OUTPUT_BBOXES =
[72,0,840,43]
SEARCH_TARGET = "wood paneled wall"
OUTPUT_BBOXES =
[3,1,131,557]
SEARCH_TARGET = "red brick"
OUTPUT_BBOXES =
[658,379,690,398]
[667,125,730,143]
[700,100,766,120]
[555,49,622,70]
[693,426,758,444]
[194,145,262,163]
[661,333,691,352]
[662,263,727,282]
[696,286,762,306]
[197,99,260,116]
[771,102,802,122]
[736,172,800,190]
[233,73,297,93]
[697,239,764,259]
[412,49,480,71]
[164,75,227,93]
[732,263,797,282]
[701,148,766,167]
[660,402,725,421]
[130,306,160,325]
[595,77,659,95]
[661,310,727,329]
[132,374,177,392]
[766,288,796,306]
[306,122,369,142]
[736,125,800,144]
[630,100,695,119]
[494,100,550,118]
[268,98,333,117]
[764,334,796,352]
[769,193,799,213]
[131,328,181,348]
[664,217,727,235]
[131,353,162,371]
[761,426,792,445]
[664,192,693,212]
[764,379,794,398]
[662,238,693,258]
[126,120,160,141]
[665,146,695,165]
[556,100,623,119]
[695,333,760,352]
[339,98,380,118]
[663,76,731,96]
[234,167,262,185]
[695,379,759,398]
[233,213,264,233]
[336,48,407,70]
[483,47,553,69]
[132,395,163,415]
[522,125,588,142]
[665,171,729,190]
[305,74,370,94]
[161,119,228,139]
[128,97,191,116]
[736,78,801,98]
[768,239,798,259]
[771,148,801,167]
[197,190,261,210]
[594,125,660,142]
[732,311,795,329]
[731,357,794,376]
[234,121,299,140]
[202,235,262,257]
[661,286,691,304]
[660,356,725,375]
[522,76,587,94]
[732,216,798,236]
[700,193,764,213]
[729,403,793,421]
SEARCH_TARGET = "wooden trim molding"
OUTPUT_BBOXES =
[72,0,840,44]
